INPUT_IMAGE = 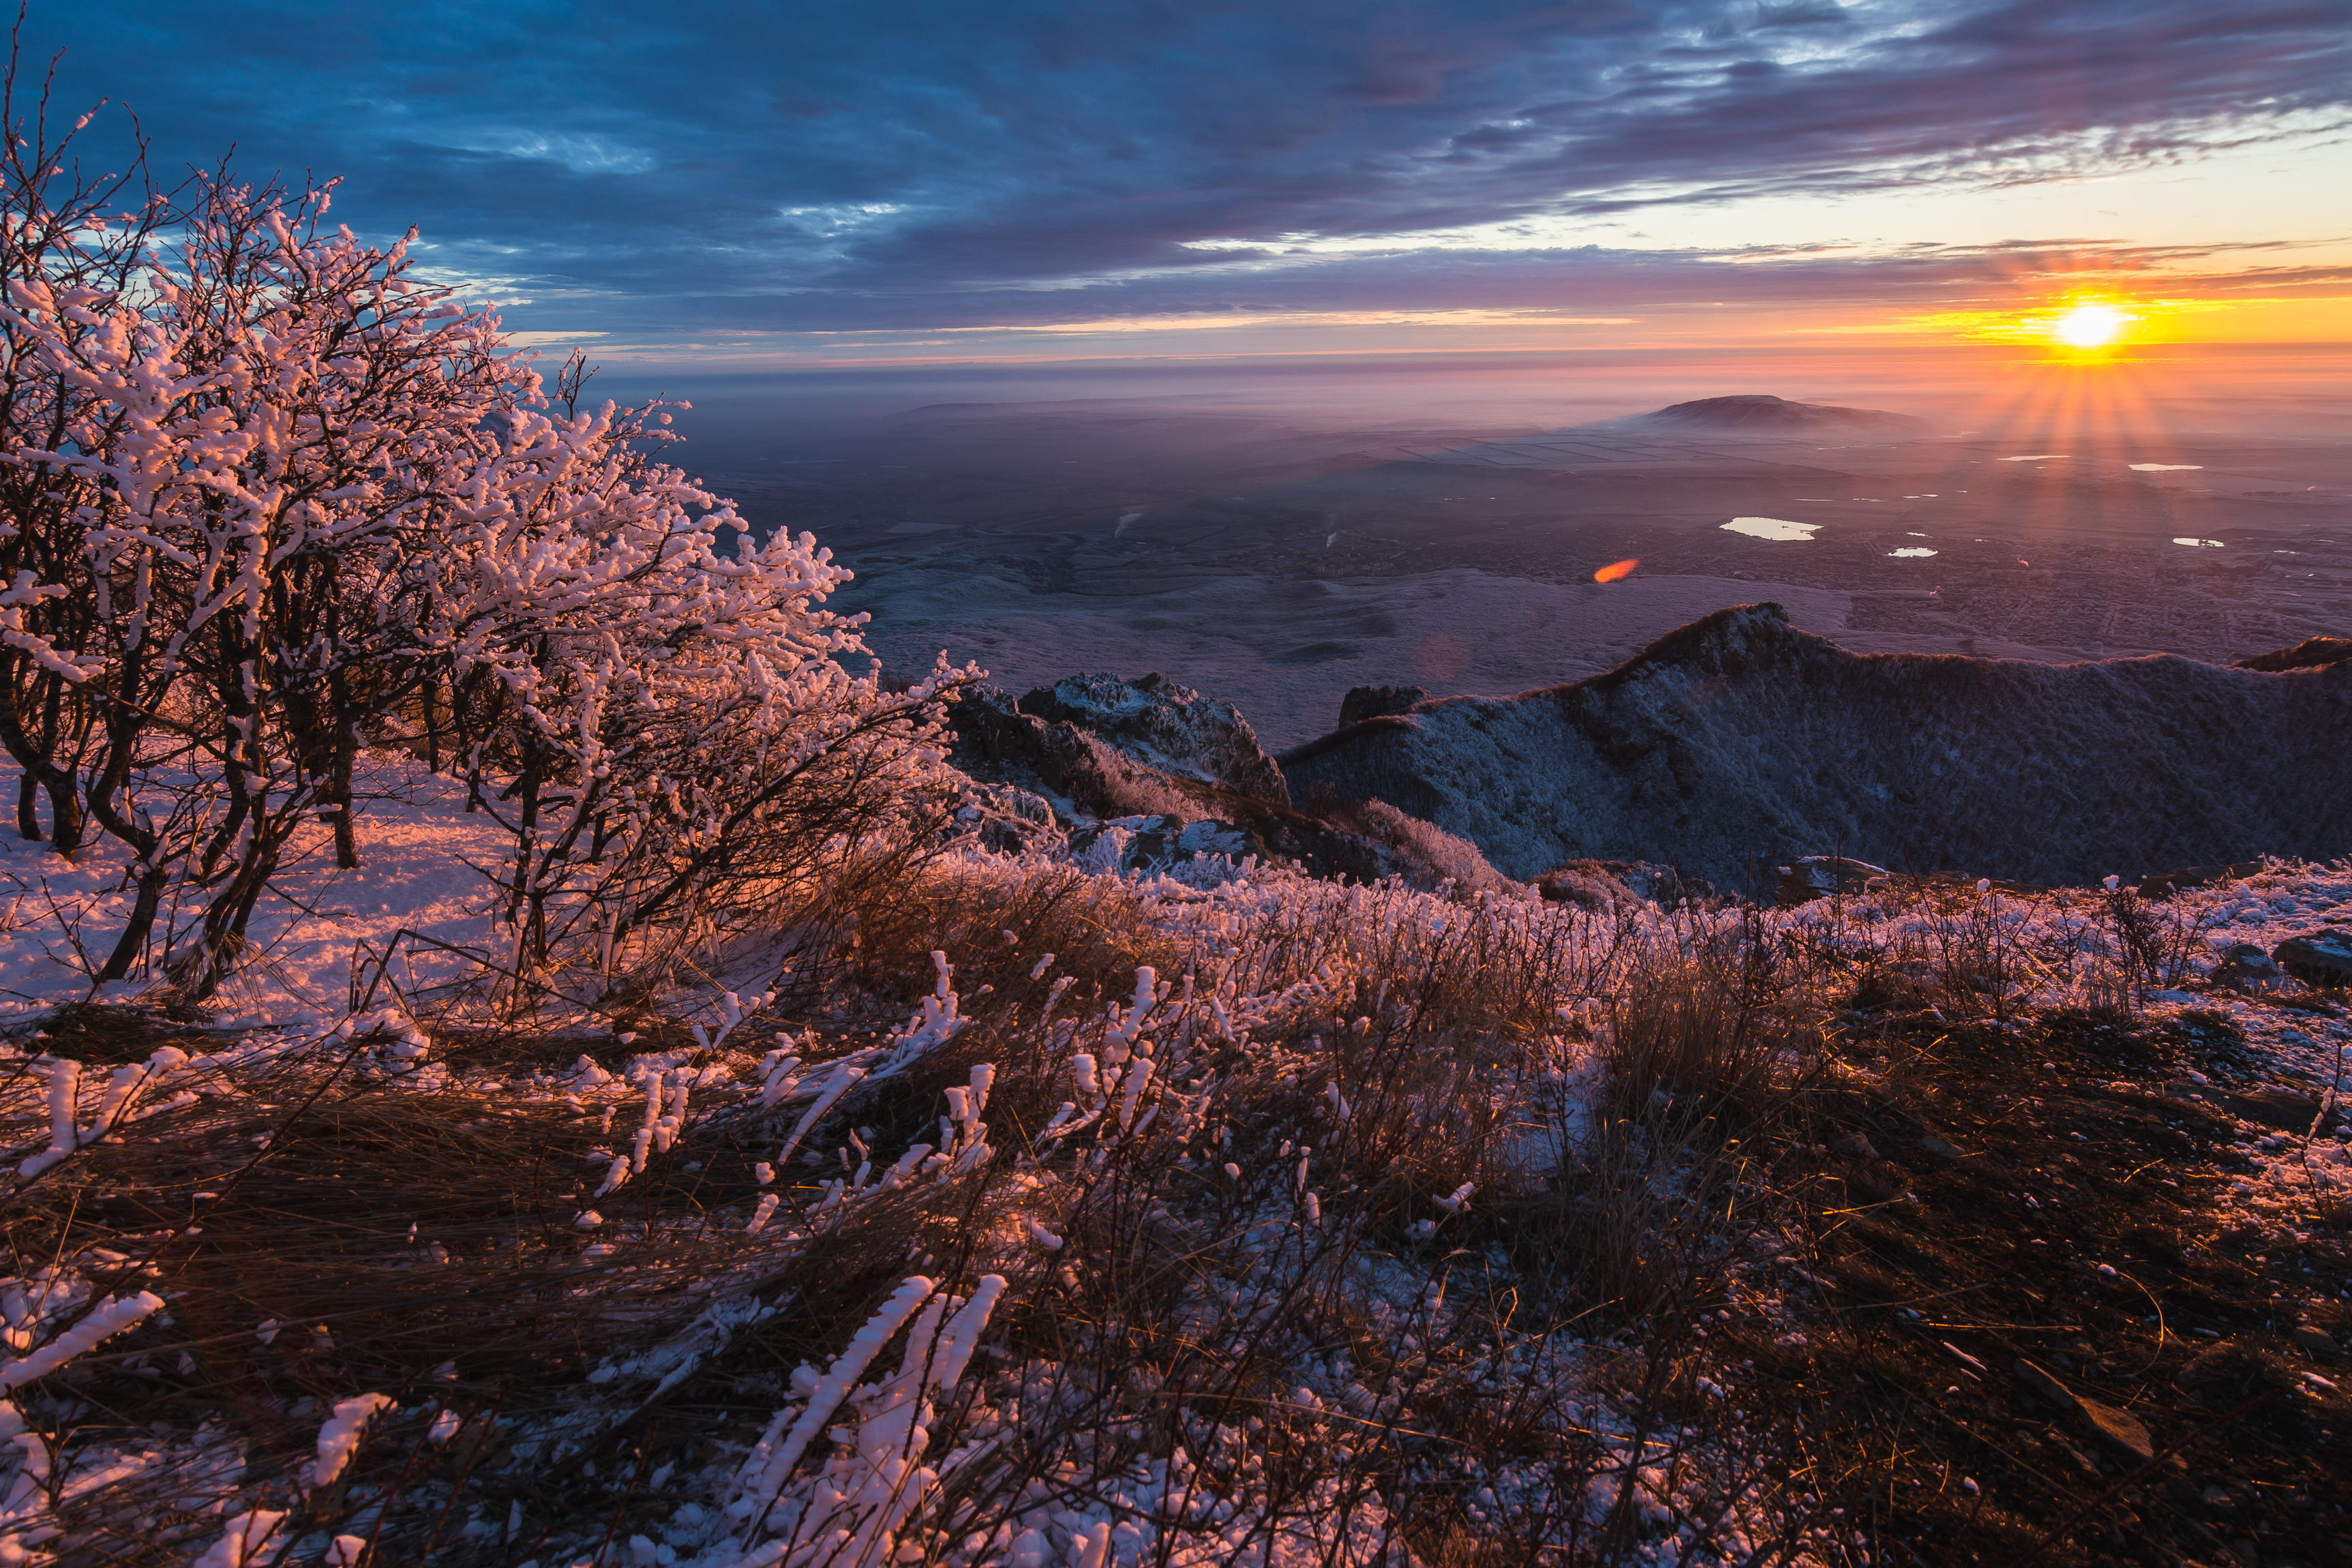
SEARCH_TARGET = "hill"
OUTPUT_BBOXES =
[1280,604,2352,889]
[1610,393,1931,436]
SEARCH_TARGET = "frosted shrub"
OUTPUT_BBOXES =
[412,355,978,995]
[0,89,974,1000]
[0,168,544,993]
[0,62,170,877]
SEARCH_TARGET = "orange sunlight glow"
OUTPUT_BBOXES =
[1895,292,2179,348]
[1595,558,1640,583]
[2051,302,2130,348]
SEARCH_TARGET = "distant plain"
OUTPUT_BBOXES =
[631,344,2352,748]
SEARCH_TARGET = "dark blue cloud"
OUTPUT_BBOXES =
[23,0,2352,336]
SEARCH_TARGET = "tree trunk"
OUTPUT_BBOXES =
[187,839,282,1000]
[16,774,37,840]
[43,776,80,859]
[95,861,171,983]
[198,789,250,884]
[0,734,82,861]
[330,721,359,870]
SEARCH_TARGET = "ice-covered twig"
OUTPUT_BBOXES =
[738,1276,937,1523]
[192,1510,287,1568]
[14,1059,80,1180]
[0,1291,164,1391]
[774,1059,866,1171]
[310,1393,396,1489]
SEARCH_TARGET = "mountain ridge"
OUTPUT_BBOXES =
[1279,604,2352,889]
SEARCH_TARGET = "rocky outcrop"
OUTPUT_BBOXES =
[2137,862,2263,899]
[2273,928,2352,989]
[2233,635,2352,674]
[1533,859,1710,909]
[1777,856,1890,907]
[1338,684,1428,727]
[1015,673,1287,805]
[944,684,1511,891]
[1280,604,2352,889]
[2212,944,2285,993]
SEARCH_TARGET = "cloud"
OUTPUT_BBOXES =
[29,0,2352,341]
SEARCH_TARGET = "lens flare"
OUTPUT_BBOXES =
[2051,303,2128,348]
[1594,558,1639,583]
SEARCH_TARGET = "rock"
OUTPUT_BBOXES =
[2077,1396,2157,1466]
[1918,1134,1965,1162]
[2014,1357,2072,1406]
[1777,856,1889,908]
[1016,672,1288,805]
[2291,1325,2341,1362]
[2139,861,2263,899]
[2212,943,2284,993]
[1338,684,1427,726]
[2015,1358,2156,1464]
[947,687,1386,880]
[2274,927,2352,989]
[2220,1089,2325,1134]
[1537,858,1708,908]
[1175,819,1252,859]
[2176,1340,2297,1410]
[950,781,1060,854]
[1126,814,1183,866]
[2232,635,2352,673]
[1072,814,1261,873]
[1535,865,1629,909]
[1833,1132,1880,1160]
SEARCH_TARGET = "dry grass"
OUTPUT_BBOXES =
[1,853,2321,1565]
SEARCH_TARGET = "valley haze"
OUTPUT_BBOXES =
[638,348,2351,754]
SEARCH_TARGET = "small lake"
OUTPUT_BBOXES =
[1721,517,1818,541]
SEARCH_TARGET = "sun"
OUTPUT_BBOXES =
[2051,302,2130,349]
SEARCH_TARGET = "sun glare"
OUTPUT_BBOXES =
[2051,303,2129,348]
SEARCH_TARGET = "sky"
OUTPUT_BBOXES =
[27,1,2352,367]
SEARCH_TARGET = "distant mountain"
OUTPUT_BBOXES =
[1616,394,1929,436]
[1280,605,2352,890]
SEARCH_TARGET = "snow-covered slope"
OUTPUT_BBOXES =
[1280,603,2352,888]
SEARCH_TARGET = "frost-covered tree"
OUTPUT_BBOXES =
[0,50,164,864]
[0,97,972,997]
[414,355,974,986]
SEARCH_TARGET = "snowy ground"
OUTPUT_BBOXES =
[1,755,2347,1565]
[0,755,509,1031]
